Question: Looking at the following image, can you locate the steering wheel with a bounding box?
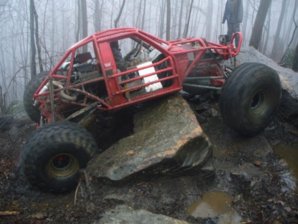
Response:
[124,42,143,62]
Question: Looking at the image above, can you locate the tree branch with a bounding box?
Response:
[280,1,298,64]
[33,3,43,73]
[114,0,126,28]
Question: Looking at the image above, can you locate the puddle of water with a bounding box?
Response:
[187,191,241,223]
[273,143,298,180]
[273,143,298,192]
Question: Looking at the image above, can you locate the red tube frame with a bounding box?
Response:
[33,28,243,122]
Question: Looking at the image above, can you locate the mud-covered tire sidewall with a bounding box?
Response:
[22,122,97,193]
[220,63,281,136]
[23,72,48,123]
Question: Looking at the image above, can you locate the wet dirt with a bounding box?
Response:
[187,191,241,224]
[273,143,298,190]
[0,100,298,223]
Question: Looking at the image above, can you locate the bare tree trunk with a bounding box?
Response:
[114,0,126,28]
[158,0,165,38]
[293,44,298,71]
[135,0,142,28]
[271,0,287,61]
[0,48,7,104]
[205,0,213,39]
[147,0,152,32]
[242,1,249,40]
[249,0,271,49]
[195,1,203,36]
[141,0,147,30]
[75,0,88,51]
[0,85,3,114]
[81,0,88,52]
[93,0,103,31]
[61,10,66,50]
[217,0,223,36]
[260,4,271,54]
[81,0,88,37]
[280,1,298,64]
[17,1,30,86]
[190,1,201,37]
[172,0,179,38]
[177,1,184,38]
[30,0,36,78]
[76,0,81,42]
[51,0,55,59]
[11,44,17,102]
[282,4,295,48]
[166,0,171,40]
[250,0,257,27]
[33,5,44,73]
[183,0,194,38]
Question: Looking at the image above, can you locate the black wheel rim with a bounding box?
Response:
[249,91,269,118]
[250,92,264,109]
[47,153,79,178]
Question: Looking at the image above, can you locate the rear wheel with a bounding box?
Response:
[22,122,97,193]
[23,72,48,123]
[220,63,281,136]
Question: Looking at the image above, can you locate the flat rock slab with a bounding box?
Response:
[87,94,212,181]
[94,205,189,224]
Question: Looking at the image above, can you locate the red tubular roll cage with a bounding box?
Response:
[33,28,242,122]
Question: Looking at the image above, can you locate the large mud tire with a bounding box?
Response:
[23,72,48,123]
[22,122,97,193]
[220,63,281,136]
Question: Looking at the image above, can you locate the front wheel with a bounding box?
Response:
[22,122,98,193]
[219,63,281,136]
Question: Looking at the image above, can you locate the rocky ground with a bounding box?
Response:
[1,47,298,224]
[0,95,297,224]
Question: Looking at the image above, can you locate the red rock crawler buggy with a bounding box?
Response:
[22,28,281,193]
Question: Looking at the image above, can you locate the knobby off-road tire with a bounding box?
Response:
[220,63,281,136]
[23,71,48,123]
[22,122,97,193]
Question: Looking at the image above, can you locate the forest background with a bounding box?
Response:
[0,0,297,113]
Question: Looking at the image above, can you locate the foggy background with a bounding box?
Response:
[0,0,297,110]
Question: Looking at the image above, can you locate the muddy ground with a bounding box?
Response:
[0,98,298,224]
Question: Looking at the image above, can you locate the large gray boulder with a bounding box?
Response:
[87,94,212,181]
[237,47,298,126]
[237,47,298,98]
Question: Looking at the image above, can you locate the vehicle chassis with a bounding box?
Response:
[34,28,242,124]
